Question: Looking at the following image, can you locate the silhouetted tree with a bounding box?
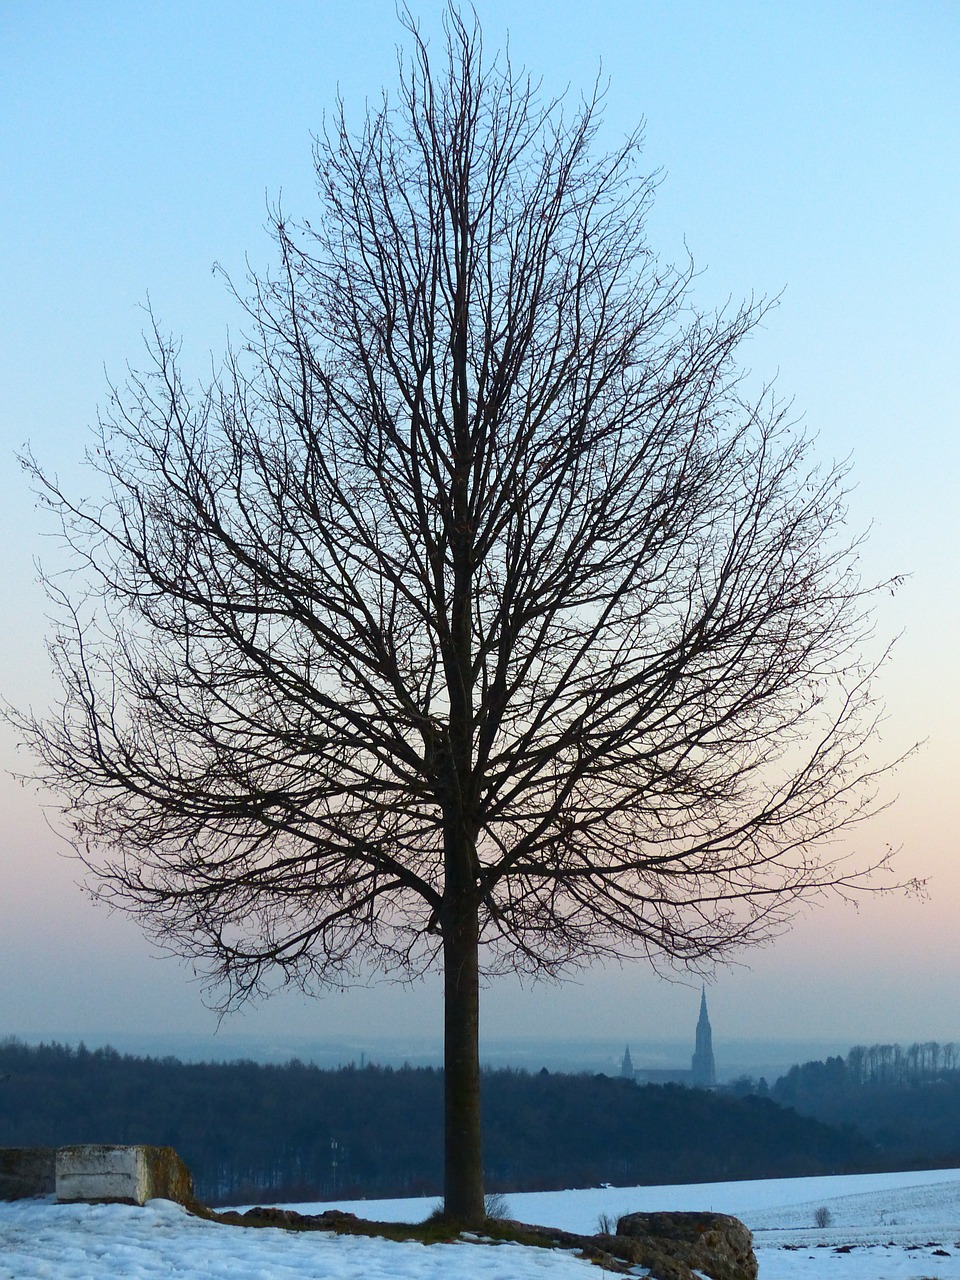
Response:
[13,6,902,1224]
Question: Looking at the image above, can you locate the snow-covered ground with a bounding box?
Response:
[4,1168,960,1279]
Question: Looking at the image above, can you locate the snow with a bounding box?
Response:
[0,1198,596,1280]
[5,1168,960,1279]
[300,1166,960,1235]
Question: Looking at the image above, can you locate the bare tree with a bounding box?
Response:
[12,8,903,1224]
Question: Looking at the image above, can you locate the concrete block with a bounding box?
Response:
[0,1147,57,1199]
[55,1144,194,1206]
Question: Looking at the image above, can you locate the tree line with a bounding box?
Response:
[771,1042,960,1166]
[1,1038,873,1204]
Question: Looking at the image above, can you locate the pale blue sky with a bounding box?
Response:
[1,1,958,1055]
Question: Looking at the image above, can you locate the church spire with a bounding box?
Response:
[691,986,716,1087]
[620,1044,634,1079]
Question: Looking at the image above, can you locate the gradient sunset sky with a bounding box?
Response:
[1,1,957,1057]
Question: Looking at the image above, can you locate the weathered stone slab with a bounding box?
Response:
[0,1147,57,1199]
[616,1210,758,1280]
[55,1144,194,1206]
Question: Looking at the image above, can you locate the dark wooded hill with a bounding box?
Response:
[1,1037,873,1204]
[772,1041,960,1168]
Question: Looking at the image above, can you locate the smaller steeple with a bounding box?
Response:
[620,1044,634,1079]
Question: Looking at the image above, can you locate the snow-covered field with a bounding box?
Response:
[4,1168,960,1279]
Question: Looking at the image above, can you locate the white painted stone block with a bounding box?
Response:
[56,1145,150,1204]
[55,1144,195,1206]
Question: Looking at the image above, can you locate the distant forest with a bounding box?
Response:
[771,1041,960,1168]
[1,1038,873,1205]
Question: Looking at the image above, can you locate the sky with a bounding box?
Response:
[0,1,958,1064]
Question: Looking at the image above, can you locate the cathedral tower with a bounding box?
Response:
[690,987,716,1087]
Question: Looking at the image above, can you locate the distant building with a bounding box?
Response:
[690,987,717,1087]
[626,988,717,1088]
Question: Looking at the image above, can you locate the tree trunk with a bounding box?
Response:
[441,880,484,1225]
